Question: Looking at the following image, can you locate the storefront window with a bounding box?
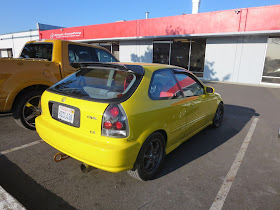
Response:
[262,37,280,84]
[153,41,170,64]
[0,48,13,58]
[112,44,119,60]
[189,39,206,78]
[170,41,190,69]
[153,39,206,77]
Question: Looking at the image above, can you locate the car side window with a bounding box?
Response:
[68,44,99,65]
[173,72,204,97]
[68,44,118,66]
[149,69,183,100]
[95,48,118,62]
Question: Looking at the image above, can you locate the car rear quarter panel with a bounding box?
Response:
[121,68,182,149]
[121,69,223,155]
[0,58,61,112]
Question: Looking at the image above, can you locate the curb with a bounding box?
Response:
[0,186,26,210]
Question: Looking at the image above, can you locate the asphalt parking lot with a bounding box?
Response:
[1,82,280,210]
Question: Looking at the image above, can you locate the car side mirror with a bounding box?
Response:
[205,86,215,94]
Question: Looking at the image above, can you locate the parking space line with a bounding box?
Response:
[210,117,259,210]
[0,140,44,156]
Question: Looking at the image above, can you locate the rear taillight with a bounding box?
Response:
[102,104,128,137]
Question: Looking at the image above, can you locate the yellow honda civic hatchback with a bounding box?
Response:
[36,62,223,181]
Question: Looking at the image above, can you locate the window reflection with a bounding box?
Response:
[262,37,280,84]
[152,39,206,77]
[170,41,190,69]
[189,39,206,78]
[153,42,170,64]
[149,69,182,100]
[174,72,204,97]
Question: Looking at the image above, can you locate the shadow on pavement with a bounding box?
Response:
[0,156,77,210]
[157,104,259,179]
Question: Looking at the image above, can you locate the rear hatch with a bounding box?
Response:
[44,63,144,138]
[44,92,108,137]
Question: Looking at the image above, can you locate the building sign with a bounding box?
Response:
[50,30,84,39]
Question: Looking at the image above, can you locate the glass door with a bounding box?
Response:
[153,41,171,64]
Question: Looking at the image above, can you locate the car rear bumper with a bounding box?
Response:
[36,116,140,173]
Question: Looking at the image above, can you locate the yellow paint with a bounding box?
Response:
[36,64,222,173]
[171,96,198,106]
[0,40,116,112]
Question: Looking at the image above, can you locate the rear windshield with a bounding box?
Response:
[49,67,142,102]
[20,43,53,61]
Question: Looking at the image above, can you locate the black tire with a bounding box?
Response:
[127,132,165,181]
[213,103,224,128]
[13,90,43,130]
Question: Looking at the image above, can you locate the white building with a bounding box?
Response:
[1,5,280,85]
[0,23,63,58]
[39,5,280,85]
[0,30,39,58]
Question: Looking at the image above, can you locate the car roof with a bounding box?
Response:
[115,62,188,73]
[73,62,189,75]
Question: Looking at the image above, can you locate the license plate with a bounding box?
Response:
[58,105,75,124]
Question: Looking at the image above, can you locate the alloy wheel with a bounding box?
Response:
[22,96,41,129]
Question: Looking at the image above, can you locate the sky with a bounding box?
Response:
[1,0,280,34]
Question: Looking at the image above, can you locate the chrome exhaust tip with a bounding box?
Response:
[80,163,93,173]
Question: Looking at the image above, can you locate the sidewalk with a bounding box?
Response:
[0,186,25,210]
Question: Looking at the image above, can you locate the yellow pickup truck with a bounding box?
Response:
[0,39,118,130]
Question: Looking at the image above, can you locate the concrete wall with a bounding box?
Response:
[204,36,267,84]
[0,30,39,58]
[117,40,153,63]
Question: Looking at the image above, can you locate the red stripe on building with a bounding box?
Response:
[40,4,280,40]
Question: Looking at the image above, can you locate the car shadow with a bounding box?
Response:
[0,156,77,210]
[156,104,259,179]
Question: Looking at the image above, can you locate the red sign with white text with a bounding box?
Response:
[50,30,84,39]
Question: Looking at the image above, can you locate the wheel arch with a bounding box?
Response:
[156,129,168,148]
[12,84,49,111]
[132,129,167,170]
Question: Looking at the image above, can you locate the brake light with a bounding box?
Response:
[114,121,123,130]
[102,104,128,137]
[109,107,119,118]
[103,121,112,129]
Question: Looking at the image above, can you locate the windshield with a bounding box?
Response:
[49,67,142,102]
[20,43,53,61]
